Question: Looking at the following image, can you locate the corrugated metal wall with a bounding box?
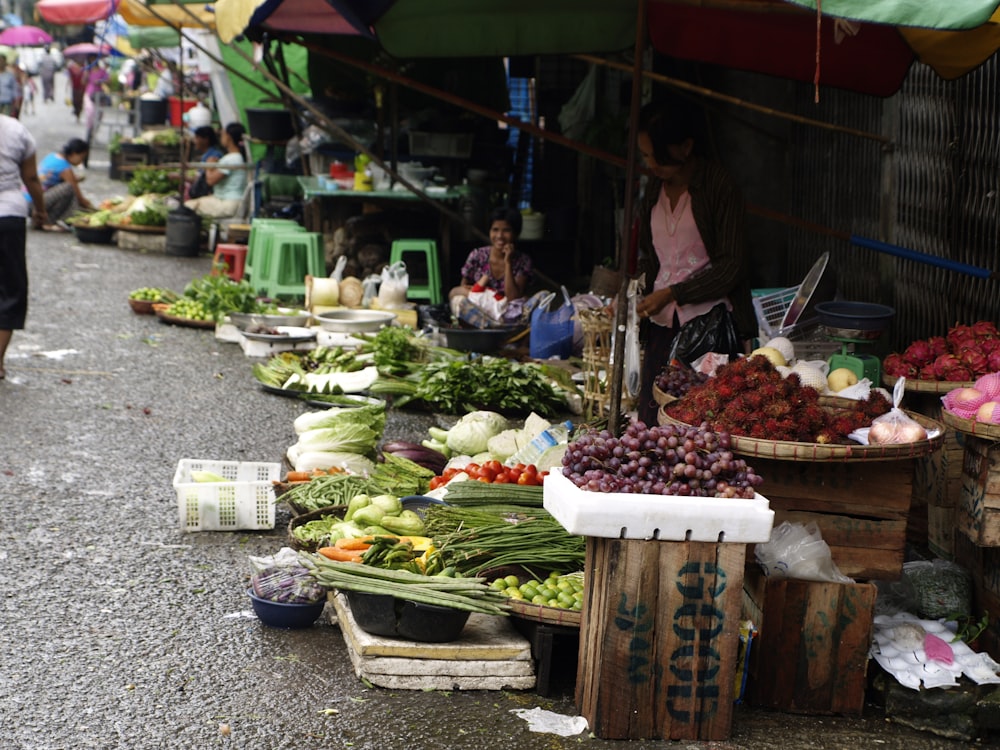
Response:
[787,59,1000,351]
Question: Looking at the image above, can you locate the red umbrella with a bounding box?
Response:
[0,25,54,47]
[35,0,113,26]
[63,42,116,59]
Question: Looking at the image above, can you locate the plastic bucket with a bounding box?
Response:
[138,98,168,127]
[165,208,202,257]
[168,96,197,127]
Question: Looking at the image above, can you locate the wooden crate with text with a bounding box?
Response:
[742,567,876,715]
[958,436,1000,547]
[577,538,744,741]
[752,457,913,580]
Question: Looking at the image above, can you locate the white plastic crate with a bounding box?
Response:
[173,459,280,532]
[752,286,799,340]
[542,470,774,543]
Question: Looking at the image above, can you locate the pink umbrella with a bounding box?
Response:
[62,42,116,59]
[0,25,54,47]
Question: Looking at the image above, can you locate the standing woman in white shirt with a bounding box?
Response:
[0,115,48,380]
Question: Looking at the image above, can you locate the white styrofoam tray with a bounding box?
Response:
[238,335,317,358]
[542,469,775,543]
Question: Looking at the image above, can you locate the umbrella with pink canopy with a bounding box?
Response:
[62,42,119,58]
[0,25,54,47]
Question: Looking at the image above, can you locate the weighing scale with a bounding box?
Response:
[815,301,896,384]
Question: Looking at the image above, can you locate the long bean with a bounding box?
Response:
[442,482,545,507]
[432,516,585,575]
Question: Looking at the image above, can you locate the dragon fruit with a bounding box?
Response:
[943,366,974,383]
[927,336,949,358]
[932,353,961,379]
[919,364,938,380]
[883,353,917,378]
[947,324,977,349]
[975,373,1000,400]
[972,321,999,339]
[981,338,1000,355]
[903,339,935,366]
[990,349,1000,373]
[957,346,989,376]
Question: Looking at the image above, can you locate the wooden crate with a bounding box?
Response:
[952,529,1000,659]
[958,436,1000,547]
[752,457,913,580]
[577,538,744,741]
[741,567,876,715]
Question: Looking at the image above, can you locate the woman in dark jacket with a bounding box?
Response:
[634,100,755,425]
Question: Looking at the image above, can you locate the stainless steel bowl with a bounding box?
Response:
[315,309,397,332]
[229,309,311,330]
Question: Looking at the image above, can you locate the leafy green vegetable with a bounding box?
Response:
[127,168,180,197]
[357,326,427,375]
[183,273,260,322]
[370,356,568,416]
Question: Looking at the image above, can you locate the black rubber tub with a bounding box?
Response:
[438,325,522,353]
[346,591,470,642]
[246,107,297,142]
[74,225,116,244]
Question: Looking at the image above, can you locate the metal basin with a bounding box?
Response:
[229,309,310,330]
[315,309,397,332]
[439,326,521,352]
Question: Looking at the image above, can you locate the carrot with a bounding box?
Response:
[317,547,363,563]
[335,537,374,551]
[286,471,312,482]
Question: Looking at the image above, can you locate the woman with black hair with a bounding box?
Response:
[184,122,248,219]
[633,99,756,425]
[34,138,92,230]
[449,206,533,303]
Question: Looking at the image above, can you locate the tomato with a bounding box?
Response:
[493,473,510,484]
[477,476,491,483]
[517,473,534,485]
[429,476,445,490]
[507,466,523,481]
[483,460,503,476]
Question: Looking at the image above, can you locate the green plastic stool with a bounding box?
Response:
[389,239,442,304]
[256,232,325,301]
[246,219,304,284]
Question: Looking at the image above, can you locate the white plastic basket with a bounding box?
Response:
[752,286,799,340]
[173,459,280,532]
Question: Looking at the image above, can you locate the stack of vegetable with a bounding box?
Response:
[252,346,379,395]
[287,403,386,474]
[299,552,510,616]
[884,322,1000,382]
[280,454,434,513]
[291,493,427,550]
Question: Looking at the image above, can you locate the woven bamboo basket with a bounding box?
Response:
[577,308,614,419]
[940,410,1000,440]
[286,504,349,551]
[883,374,975,393]
[652,384,677,407]
[659,406,945,462]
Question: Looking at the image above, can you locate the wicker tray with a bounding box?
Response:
[154,304,216,329]
[658,407,945,462]
[506,598,581,628]
[286,504,349,551]
[108,222,167,234]
[883,374,975,393]
[128,297,156,315]
[652,384,677,407]
[940,410,1000,441]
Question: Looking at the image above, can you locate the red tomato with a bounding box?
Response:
[493,473,510,484]
[429,476,444,490]
[517,473,534,485]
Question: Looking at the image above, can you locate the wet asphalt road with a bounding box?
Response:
[0,96,977,749]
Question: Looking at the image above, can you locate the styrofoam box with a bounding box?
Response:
[173,459,280,532]
[239,335,318,358]
[214,320,242,344]
[542,470,775,543]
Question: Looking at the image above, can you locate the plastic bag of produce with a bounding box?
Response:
[755,521,853,583]
[251,565,326,604]
[530,287,575,359]
[666,301,742,367]
[902,560,973,620]
[377,260,409,309]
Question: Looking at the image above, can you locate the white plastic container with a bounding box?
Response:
[542,470,774,543]
[173,459,280,532]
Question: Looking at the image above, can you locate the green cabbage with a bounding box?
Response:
[444,411,508,455]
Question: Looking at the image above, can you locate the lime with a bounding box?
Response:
[531,594,547,605]
[504,574,521,588]
[557,591,576,607]
[490,578,507,590]
[505,587,524,600]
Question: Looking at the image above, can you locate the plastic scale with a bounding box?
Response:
[826,331,882,384]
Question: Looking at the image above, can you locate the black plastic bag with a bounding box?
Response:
[188,172,212,199]
[667,302,742,366]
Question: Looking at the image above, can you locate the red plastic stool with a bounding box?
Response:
[212,243,248,281]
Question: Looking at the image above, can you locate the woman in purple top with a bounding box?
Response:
[449,206,533,303]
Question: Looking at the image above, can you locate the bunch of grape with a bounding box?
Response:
[561,421,763,498]
[654,364,708,398]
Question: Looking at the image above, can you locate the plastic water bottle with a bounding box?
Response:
[505,421,573,467]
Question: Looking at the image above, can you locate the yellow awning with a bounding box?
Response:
[901,9,1000,79]
[119,0,215,29]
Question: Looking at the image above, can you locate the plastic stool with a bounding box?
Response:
[245,219,304,283]
[212,243,248,281]
[389,239,442,304]
[255,232,325,300]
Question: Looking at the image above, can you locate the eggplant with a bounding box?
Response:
[381,440,448,473]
